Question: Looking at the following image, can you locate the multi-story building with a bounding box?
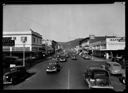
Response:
[3,29,43,57]
[89,36,125,51]
[79,35,125,57]
[89,35,125,57]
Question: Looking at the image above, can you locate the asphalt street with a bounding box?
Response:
[4,55,125,92]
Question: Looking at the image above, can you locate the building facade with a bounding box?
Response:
[89,36,125,51]
[79,35,125,57]
[3,29,42,57]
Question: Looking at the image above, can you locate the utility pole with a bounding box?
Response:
[21,37,27,67]
[23,43,25,67]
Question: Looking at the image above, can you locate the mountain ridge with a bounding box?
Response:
[57,38,84,49]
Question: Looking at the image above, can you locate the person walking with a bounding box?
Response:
[110,52,113,61]
[106,52,109,59]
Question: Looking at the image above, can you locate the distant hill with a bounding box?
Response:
[58,38,84,49]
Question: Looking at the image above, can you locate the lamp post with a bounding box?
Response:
[21,37,27,67]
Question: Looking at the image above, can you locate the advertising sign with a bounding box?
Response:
[3,37,15,46]
[106,38,125,50]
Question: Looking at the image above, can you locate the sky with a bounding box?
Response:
[3,2,125,42]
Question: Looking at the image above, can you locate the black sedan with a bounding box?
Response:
[3,66,29,85]
[82,55,92,60]
[46,63,61,73]
[59,56,67,62]
[83,67,113,89]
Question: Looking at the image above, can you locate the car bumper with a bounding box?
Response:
[90,85,114,89]
[111,71,122,75]
[85,79,113,89]
[46,69,57,72]
[60,60,66,62]
[3,81,12,85]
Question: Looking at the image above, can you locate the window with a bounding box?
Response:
[21,37,27,43]
[33,37,36,43]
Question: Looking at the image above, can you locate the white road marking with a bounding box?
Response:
[68,63,70,89]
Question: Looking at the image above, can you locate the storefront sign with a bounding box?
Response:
[3,37,15,46]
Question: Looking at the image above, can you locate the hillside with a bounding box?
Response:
[58,38,84,49]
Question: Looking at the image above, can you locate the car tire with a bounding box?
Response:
[122,79,125,84]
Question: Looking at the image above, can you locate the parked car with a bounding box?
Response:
[83,67,113,89]
[3,66,29,85]
[46,62,61,73]
[82,54,91,60]
[105,62,124,75]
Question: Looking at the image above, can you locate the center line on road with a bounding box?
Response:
[68,63,70,89]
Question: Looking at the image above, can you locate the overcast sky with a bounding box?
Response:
[3,2,125,42]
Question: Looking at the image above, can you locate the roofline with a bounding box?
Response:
[3,30,42,38]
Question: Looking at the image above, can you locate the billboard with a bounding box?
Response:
[3,37,15,46]
[106,37,125,50]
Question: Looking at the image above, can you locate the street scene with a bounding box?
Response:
[3,2,126,92]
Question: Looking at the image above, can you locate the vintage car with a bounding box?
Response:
[82,54,91,60]
[59,56,67,62]
[46,62,61,73]
[3,66,29,85]
[105,62,124,75]
[83,67,113,89]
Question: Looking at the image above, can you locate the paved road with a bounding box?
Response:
[4,55,125,92]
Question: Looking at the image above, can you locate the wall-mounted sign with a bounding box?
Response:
[3,37,15,46]
[109,38,125,42]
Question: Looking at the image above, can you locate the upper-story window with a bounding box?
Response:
[33,37,36,43]
[21,37,27,43]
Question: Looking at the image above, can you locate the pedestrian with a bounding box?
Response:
[110,52,113,60]
[106,52,109,59]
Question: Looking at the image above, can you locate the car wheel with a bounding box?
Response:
[122,79,125,84]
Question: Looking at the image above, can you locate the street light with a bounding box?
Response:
[21,37,27,67]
